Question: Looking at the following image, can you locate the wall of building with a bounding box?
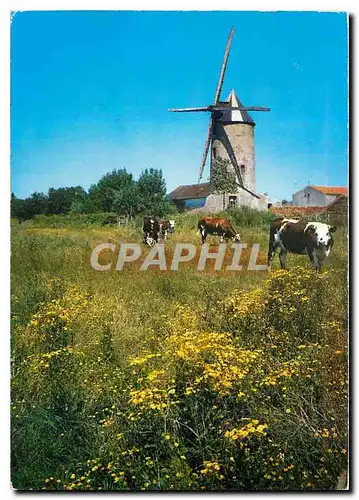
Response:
[257,193,269,211]
[203,187,263,213]
[292,187,338,207]
[211,122,256,193]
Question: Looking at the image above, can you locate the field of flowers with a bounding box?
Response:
[11,218,348,490]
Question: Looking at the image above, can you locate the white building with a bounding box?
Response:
[292,186,348,207]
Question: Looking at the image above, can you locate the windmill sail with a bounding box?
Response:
[168,26,270,182]
[198,27,234,181]
[198,118,214,183]
[213,27,234,105]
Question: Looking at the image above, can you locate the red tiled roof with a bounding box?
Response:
[310,186,348,196]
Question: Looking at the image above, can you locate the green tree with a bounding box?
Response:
[12,192,48,220]
[47,186,87,215]
[70,198,88,214]
[210,158,238,210]
[112,184,139,217]
[137,168,171,216]
[11,193,26,220]
[27,192,49,219]
[87,169,134,212]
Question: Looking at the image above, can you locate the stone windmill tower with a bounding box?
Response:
[211,88,257,193]
[169,27,270,206]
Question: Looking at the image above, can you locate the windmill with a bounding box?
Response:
[169,27,270,187]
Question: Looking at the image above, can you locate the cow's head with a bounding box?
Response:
[232,233,241,243]
[145,236,156,247]
[169,220,175,233]
[306,223,336,248]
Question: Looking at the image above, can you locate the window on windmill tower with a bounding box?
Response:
[240,165,245,179]
[213,146,218,159]
[229,196,237,208]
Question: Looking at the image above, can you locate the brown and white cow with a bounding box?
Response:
[142,216,160,246]
[159,219,175,241]
[198,216,241,245]
[267,217,336,270]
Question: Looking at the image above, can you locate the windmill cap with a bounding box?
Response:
[219,89,255,125]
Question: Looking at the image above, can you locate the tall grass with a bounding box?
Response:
[11,221,348,490]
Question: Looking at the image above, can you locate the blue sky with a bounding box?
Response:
[11,10,348,201]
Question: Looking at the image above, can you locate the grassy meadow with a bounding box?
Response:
[11,211,348,491]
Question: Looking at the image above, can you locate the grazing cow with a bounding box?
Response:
[142,216,160,247]
[198,216,241,244]
[267,217,336,270]
[159,220,176,241]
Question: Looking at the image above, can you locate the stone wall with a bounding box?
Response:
[211,122,256,193]
[203,187,264,213]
